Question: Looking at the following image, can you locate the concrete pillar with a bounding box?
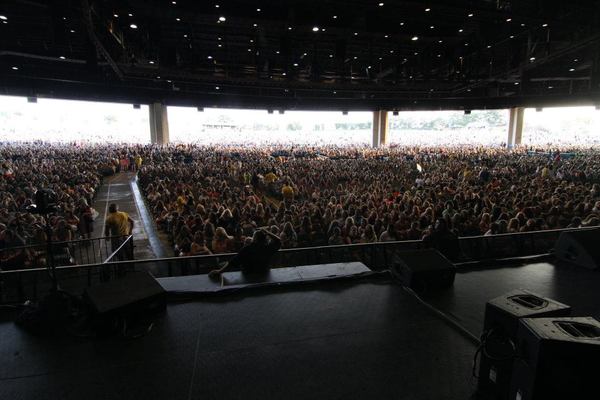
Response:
[514,107,525,146]
[372,110,389,147]
[380,110,389,146]
[149,102,170,144]
[372,111,381,148]
[507,107,524,148]
[507,108,516,148]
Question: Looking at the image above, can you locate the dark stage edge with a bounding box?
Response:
[424,260,600,337]
[0,276,478,400]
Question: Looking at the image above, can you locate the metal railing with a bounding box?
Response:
[0,235,130,270]
[0,227,594,304]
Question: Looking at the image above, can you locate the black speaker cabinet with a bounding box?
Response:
[84,271,166,325]
[554,228,600,269]
[510,317,600,400]
[478,290,571,400]
[392,249,455,292]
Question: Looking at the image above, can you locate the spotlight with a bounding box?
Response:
[279,110,284,114]
[393,110,399,116]
[133,104,141,109]
[536,107,543,112]
[129,24,138,29]
[197,107,204,112]
[464,110,471,115]
[342,110,348,115]
[219,16,226,22]
[27,97,37,103]
[268,109,274,114]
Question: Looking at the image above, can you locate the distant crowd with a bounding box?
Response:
[2,142,600,270]
[136,144,600,257]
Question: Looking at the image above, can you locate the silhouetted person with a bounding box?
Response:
[423,218,459,261]
[209,228,281,278]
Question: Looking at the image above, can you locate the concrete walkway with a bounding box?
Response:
[92,172,170,261]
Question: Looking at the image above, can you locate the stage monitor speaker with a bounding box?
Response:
[478,290,571,400]
[84,271,166,326]
[510,317,600,400]
[554,228,600,269]
[392,249,455,292]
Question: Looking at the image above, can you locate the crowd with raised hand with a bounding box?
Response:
[2,142,600,268]
[137,144,600,257]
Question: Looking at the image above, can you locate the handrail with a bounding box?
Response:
[0,235,130,253]
[103,235,134,264]
[0,225,593,276]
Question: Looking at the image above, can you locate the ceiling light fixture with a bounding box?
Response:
[379,3,384,6]
[218,16,226,22]
[411,36,418,41]
[113,14,119,18]
[468,13,473,17]
[149,60,155,64]
[59,56,66,60]
[312,26,319,32]
[215,86,220,90]
[425,8,431,12]
[129,24,137,29]
[0,15,7,20]
[506,18,512,22]
[569,68,575,72]
[11,66,18,70]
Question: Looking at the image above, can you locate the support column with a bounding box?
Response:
[507,108,516,148]
[514,107,525,146]
[380,110,389,146]
[507,107,524,148]
[149,102,170,145]
[372,111,381,148]
[372,110,389,147]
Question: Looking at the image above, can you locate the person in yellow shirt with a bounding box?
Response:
[282,182,294,202]
[104,203,134,253]
[134,155,143,171]
[264,171,278,184]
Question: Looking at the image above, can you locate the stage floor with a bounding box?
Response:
[1,259,598,400]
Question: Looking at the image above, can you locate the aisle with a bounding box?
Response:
[91,172,170,261]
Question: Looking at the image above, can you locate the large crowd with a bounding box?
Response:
[1,142,600,269]
[0,143,144,269]
[137,144,600,257]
